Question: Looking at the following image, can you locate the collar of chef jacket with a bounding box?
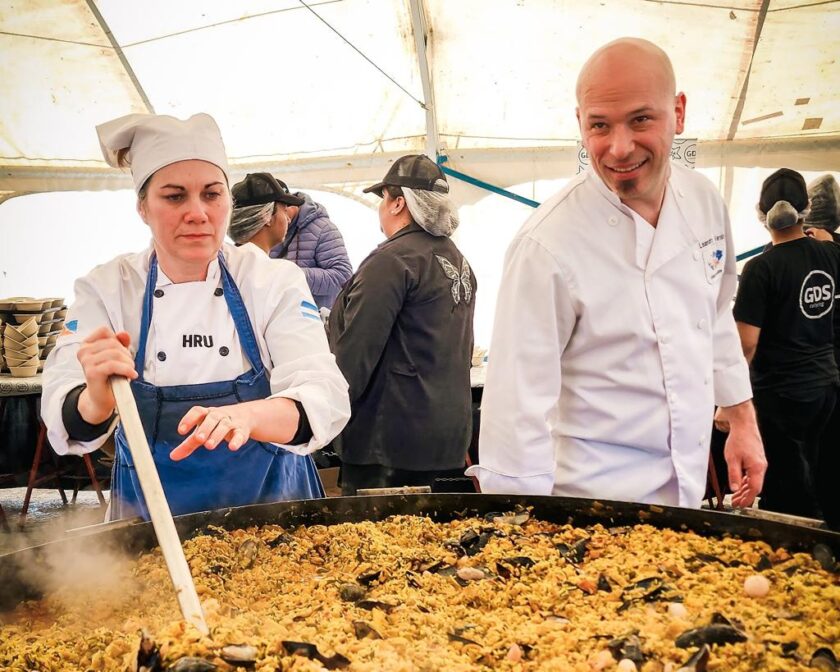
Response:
[150,249,222,289]
[584,165,709,274]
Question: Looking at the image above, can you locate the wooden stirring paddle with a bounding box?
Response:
[110,376,209,636]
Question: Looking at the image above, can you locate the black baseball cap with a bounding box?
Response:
[232,173,305,208]
[363,155,449,197]
[759,168,808,214]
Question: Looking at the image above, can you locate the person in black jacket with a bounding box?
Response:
[733,169,840,518]
[803,174,840,529]
[327,155,476,494]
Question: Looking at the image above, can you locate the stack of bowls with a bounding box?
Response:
[4,317,40,377]
[0,296,67,376]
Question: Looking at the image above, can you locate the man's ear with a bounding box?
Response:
[674,92,687,136]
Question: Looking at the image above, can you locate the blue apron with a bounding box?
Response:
[111,252,323,521]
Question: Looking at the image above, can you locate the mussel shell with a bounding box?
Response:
[282,641,350,670]
[556,538,588,564]
[238,540,259,570]
[356,599,398,613]
[675,624,747,648]
[266,532,293,548]
[677,644,710,672]
[137,630,163,672]
[607,633,645,664]
[220,644,257,667]
[353,621,382,640]
[339,583,366,602]
[811,647,840,671]
[357,569,382,585]
[597,574,612,592]
[168,658,217,672]
[813,544,838,573]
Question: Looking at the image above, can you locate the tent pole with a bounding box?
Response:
[84,0,155,114]
[408,0,440,160]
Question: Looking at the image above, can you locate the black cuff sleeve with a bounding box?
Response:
[62,384,116,442]
[289,399,313,445]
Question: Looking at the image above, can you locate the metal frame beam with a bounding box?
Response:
[2,135,838,197]
[84,0,155,114]
[408,0,440,159]
[726,0,770,141]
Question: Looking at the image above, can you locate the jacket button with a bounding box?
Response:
[157,351,166,362]
[608,216,618,226]
[697,318,707,329]
[219,346,229,356]
[699,434,707,445]
[214,287,223,297]
[153,289,164,298]
[693,250,700,261]
[678,189,685,198]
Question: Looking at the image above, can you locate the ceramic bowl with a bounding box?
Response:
[9,364,39,377]
[5,352,38,367]
[5,341,39,358]
[11,299,46,311]
[13,312,44,325]
[12,318,39,337]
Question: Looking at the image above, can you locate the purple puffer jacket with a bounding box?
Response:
[269,194,353,309]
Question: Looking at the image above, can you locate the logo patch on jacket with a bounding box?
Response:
[300,300,320,321]
[435,255,473,305]
[60,320,78,337]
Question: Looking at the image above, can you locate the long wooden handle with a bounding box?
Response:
[110,376,209,636]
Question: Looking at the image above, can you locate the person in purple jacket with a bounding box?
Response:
[269,189,353,309]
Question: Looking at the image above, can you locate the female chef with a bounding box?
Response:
[41,113,350,520]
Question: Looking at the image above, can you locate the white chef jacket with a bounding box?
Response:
[466,163,751,507]
[42,242,350,457]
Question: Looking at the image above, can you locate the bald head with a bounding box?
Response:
[574,37,686,225]
[576,38,676,105]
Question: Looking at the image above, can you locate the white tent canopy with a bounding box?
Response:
[1,0,838,207]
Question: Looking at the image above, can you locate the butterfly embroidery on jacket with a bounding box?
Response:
[435,254,473,305]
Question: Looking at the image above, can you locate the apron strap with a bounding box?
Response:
[134,251,266,379]
[217,252,265,373]
[133,253,158,376]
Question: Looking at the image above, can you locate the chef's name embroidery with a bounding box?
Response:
[699,234,726,249]
[183,334,214,348]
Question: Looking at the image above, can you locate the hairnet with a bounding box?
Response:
[402,187,459,237]
[228,202,273,244]
[764,201,801,231]
[803,174,840,232]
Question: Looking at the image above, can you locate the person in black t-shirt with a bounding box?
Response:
[733,168,840,519]
[803,174,840,529]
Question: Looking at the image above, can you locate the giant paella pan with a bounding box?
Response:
[1,494,839,671]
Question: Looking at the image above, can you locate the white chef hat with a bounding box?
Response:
[96,113,230,194]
